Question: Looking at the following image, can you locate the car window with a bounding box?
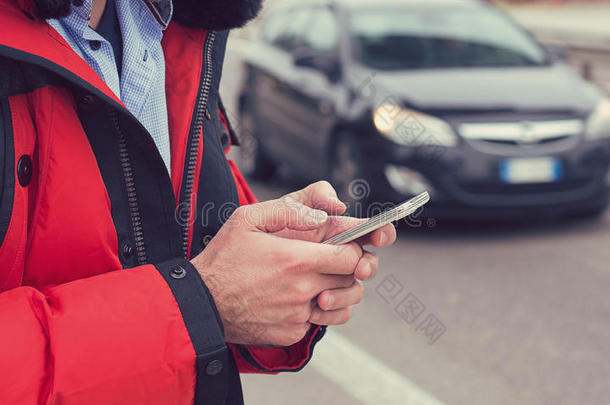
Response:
[349,5,548,70]
[302,7,340,53]
[270,8,313,52]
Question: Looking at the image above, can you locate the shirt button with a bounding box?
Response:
[202,235,212,246]
[90,40,102,51]
[206,360,223,376]
[170,265,187,279]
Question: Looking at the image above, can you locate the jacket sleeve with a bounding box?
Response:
[0,258,233,405]
[220,104,327,374]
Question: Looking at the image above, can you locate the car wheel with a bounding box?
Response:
[238,104,276,180]
[330,132,370,217]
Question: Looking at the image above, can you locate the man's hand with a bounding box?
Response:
[191,195,365,347]
[191,181,396,346]
[275,182,396,326]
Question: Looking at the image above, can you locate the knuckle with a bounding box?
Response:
[279,251,313,277]
[314,180,333,192]
[275,249,299,272]
[342,243,362,269]
[293,280,314,301]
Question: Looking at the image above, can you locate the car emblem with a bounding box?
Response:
[518,121,538,146]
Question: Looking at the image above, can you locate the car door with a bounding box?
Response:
[285,6,343,179]
[249,8,315,168]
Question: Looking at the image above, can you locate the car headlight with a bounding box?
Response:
[586,98,610,140]
[373,104,458,147]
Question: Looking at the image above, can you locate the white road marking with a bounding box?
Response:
[309,329,446,405]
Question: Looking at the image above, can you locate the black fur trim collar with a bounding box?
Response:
[31,0,263,30]
[173,0,263,30]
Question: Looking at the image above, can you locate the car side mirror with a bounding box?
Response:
[293,48,341,82]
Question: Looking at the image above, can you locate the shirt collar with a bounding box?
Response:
[142,0,174,30]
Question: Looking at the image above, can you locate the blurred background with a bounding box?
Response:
[219,1,610,404]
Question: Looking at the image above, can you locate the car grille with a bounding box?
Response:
[458,119,584,146]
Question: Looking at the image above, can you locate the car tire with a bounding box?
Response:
[329,131,370,217]
[238,103,276,180]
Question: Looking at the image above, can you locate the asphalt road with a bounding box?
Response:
[238,179,610,405]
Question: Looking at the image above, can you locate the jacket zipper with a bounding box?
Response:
[107,31,216,265]
[109,109,148,265]
[181,31,217,259]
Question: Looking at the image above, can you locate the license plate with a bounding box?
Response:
[500,157,562,184]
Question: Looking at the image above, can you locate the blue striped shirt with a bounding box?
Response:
[48,0,174,172]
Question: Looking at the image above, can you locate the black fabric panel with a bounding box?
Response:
[117,107,183,263]
[0,45,127,114]
[155,257,238,405]
[219,97,240,146]
[95,0,122,76]
[0,97,15,247]
[187,31,240,259]
[0,56,64,98]
[74,98,140,268]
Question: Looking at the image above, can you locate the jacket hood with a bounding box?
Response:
[18,0,263,30]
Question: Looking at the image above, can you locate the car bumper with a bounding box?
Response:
[360,135,610,219]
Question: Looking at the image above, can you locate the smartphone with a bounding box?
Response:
[322,191,430,245]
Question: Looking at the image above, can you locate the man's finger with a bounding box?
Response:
[355,223,397,248]
[238,199,329,233]
[311,242,363,275]
[317,280,364,311]
[285,181,346,215]
[309,306,354,326]
[354,251,378,281]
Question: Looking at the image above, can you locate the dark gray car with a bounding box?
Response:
[237,0,610,219]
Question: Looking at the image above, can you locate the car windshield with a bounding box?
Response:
[349,5,549,70]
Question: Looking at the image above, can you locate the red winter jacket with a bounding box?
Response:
[0,1,325,404]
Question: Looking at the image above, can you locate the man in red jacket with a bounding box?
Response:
[0,0,396,404]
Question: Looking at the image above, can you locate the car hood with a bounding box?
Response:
[351,64,602,114]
